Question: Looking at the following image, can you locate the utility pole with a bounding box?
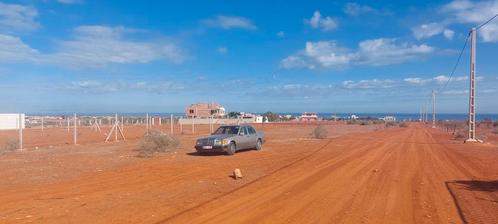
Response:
[432,90,436,128]
[466,28,479,143]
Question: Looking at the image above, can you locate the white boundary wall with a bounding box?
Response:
[179,118,257,125]
[0,113,25,130]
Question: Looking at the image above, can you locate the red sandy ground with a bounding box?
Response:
[0,123,497,224]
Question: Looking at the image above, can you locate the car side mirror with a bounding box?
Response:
[239,132,244,136]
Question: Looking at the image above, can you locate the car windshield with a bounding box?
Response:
[213,126,240,135]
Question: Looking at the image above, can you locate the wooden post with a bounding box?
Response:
[41,116,44,134]
[121,116,124,132]
[73,113,77,145]
[67,117,70,132]
[18,114,23,150]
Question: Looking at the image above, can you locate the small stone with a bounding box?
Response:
[373,169,379,173]
[233,168,243,179]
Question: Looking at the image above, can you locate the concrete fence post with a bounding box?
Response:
[170,114,173,134]
[73,113,77,145]
[18,114,23,151]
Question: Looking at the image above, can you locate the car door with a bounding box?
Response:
[247,126,258,147]
[237,126,250,149]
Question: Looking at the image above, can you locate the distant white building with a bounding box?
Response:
[350,115,359,120]
[0,113,25,130]
[299,112,318,121]
[381,116,396,122]
[255,116,265,123]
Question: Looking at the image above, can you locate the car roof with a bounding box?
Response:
[220,124,251,127]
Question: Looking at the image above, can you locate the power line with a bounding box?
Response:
[476,13,498,31]
[439,31,471,93]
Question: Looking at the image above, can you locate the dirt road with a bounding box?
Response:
[163,124,498,224]
[1,124,497,223]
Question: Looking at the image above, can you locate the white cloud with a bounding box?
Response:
[442,0,498,42]
[403,77,432,85]
[0,2,39,32]
[306,11,338,31]
[281,39,433,69]
[412,22,448,40]
[280,56,309,69]
[443,89,468,95]
[67,80,184,94]
[0,25,185,68]
[202,15,257,30]
[403,75,468,85]
[433,75,467,83]
[443,29,455,40]
[357,38,433,65]
[276,31,285,37]
[343,2,375,16]
[0,34,39,63]
[280,41,353,69]
[415,0,498,42]
[342,79,396,89]
[216,47,228,54]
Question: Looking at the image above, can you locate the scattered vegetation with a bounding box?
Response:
[493,128,498,135]
[311,125,328,139]
[1,139,19,154]
[454,130,466,139]
[228,111,241,118]
[137,130,180,157]
[262,111,280,122]
[399,122,408,128]
[385,122,397,128]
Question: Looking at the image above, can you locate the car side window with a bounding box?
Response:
[248,127,256,134]
[239,127,246,135]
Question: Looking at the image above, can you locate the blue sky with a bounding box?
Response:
[0,0,497,114]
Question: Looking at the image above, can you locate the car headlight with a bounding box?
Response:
[222,139,229,145]
[196,140,202,145]
[214,139,221,145]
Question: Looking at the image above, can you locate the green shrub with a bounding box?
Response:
[137,130,180,157]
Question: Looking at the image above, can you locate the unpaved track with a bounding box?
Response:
[1,124,497,223]
[162,124,497,224]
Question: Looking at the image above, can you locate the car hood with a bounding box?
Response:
[198,134,235,140]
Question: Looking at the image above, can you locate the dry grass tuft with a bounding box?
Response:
[399,122,408,128]
[137,129,180,157]
[311,125,328,139]
[1,139,19,154]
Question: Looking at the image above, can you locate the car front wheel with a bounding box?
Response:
[255,139,262,151]
[227,142,236,155]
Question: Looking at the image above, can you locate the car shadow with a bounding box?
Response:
[186,148,257,157]
[445,179,498,224]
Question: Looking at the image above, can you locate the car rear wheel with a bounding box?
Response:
[255,139,262,151]
[227,142,236,155]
